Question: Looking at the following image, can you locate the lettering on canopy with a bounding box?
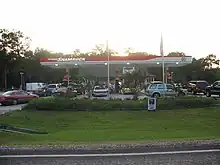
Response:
[48,58,86,62]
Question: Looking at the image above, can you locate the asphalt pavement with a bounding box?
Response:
[1,150,220,165]
[0,104,25,115]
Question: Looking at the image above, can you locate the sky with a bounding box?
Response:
[1,0,220,58]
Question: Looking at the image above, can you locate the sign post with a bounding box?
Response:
[148,97,156,111]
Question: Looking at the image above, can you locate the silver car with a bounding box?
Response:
[47,84,60,93]
[146,83,177,97]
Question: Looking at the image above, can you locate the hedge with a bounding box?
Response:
[24,96,218,111]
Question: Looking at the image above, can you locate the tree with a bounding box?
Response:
[128,52,156,56]
[202,54,219,70]
[73,49,81,57]
[0,29,30,89]
[124,47,134,55]
[89,44,117,56]
[91,44,105,56]
[169,54,220,84]
[122,70,145,89]
[0,29,30,56]
[167,52,185,57]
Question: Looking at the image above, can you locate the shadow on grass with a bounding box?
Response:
[0,124,48,134]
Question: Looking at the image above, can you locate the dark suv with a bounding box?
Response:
[187,80,209,95]
[205,81,220,97]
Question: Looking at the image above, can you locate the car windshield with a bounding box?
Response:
[48,85,57,88]
[2,91,15,96]
[148,84,157,89]
[198,81,209,87]
[94,86,105,90]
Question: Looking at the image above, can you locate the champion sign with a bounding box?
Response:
[56,57,86,62]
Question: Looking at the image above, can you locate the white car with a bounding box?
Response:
[92,86,108,97]
[47,84,60,93]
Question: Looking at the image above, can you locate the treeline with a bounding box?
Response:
[0,29,220,90]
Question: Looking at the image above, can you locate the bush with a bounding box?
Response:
[156,96,216,110]
[24,96,218,111]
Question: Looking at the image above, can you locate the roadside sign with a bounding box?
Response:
[148,97,156,111]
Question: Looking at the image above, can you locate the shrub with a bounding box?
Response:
[24,96,217,111]
[157,96,216,110]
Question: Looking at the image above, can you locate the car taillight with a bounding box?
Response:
[0,97,8,101]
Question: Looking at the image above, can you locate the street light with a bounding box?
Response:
[106,40,110,97]
[20,72,24,90]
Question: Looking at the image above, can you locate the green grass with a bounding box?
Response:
[0,108,220,145]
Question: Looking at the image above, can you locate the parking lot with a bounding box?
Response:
[0,104,25,115]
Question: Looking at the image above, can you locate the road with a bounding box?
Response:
[1,149,220,165]
[0,104,25,115]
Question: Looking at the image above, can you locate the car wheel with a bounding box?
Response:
[152,93,160,98]
[12,99,18,105]
[206,91,211,97]
[1,103,8,106]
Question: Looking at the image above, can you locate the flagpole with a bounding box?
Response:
[106,40,110,97]
[160,33,165,98]
[160,33,165,83]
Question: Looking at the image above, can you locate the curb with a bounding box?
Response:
[0,140,220,155]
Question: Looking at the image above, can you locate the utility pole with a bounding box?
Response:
[106,40,110,97]
[20,72,24,90]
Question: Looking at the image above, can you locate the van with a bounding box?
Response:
[187,80,209,94]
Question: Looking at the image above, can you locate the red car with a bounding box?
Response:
[0,90,39,106]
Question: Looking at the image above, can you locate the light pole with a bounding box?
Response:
[106,40,110,97]
[20,72,24,90]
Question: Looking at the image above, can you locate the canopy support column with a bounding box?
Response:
[65,67,70,87]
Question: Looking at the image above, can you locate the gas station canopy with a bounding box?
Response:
[40,55,193,78]
[40,55,193,68]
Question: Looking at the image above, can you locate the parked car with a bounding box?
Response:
[47,84,60,93]
[205,81,220,97]
[92,86,108,97]
[53,87,77,97]
[187,80,209,94]
[26,82,47,92]
[0,90,39,105]
[150,81,163,84]
[146,83,183,98]
[121,87,136,94]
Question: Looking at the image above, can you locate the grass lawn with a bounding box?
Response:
[0,108,220,145]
